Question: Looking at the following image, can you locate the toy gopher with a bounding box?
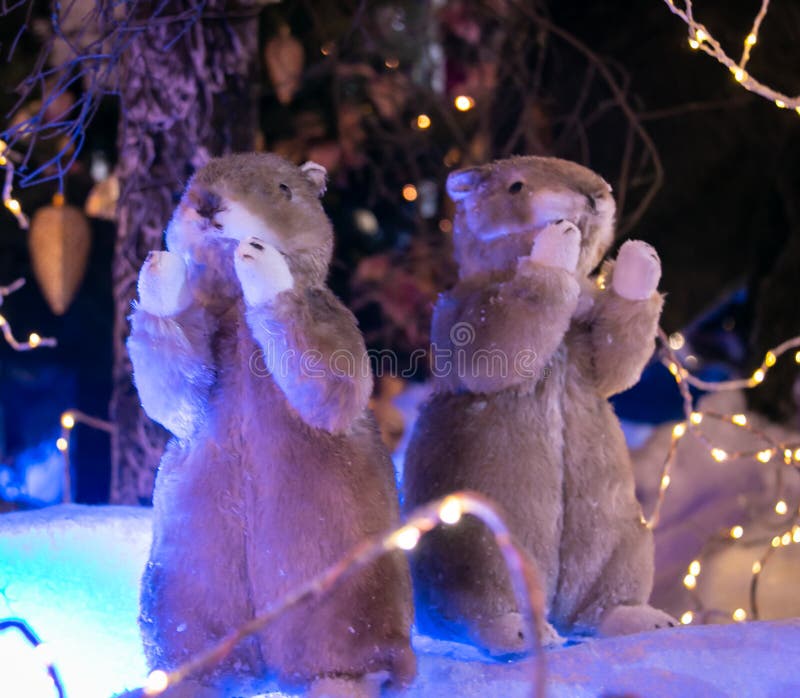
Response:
[129,153,415,697]
[404,156,676,654]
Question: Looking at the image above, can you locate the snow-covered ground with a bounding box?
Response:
[2,504,800,698]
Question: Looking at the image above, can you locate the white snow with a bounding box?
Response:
[2,504,800,698]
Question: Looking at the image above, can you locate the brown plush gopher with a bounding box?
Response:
[404,155,676,654]
[129,153,415,697]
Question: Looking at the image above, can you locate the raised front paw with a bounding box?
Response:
[612,240,661,301]
[234,236,293,306]
[137,250,192,317]
[528,219,581,273]
[598,604,678,637]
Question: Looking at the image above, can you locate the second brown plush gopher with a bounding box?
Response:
[404,155,676,654]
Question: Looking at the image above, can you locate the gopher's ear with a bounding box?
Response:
[446,167,487,202]
[300,161,328,197]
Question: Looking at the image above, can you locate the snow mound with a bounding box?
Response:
[1,505,799,698]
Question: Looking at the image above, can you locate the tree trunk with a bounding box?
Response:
[110,1,260,504]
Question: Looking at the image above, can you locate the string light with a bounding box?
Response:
[1,140,30,228]
[416,114,432,129]
[438,496,463,525]
[710,448,728,462]
[732,414,747,426]
[680,610,694,624]
[402,184,418,202]
[57,409,115,504]
[0,279,56,351]
[660,0,800,113]
[454,95,475,111]
[730,525,744,540]
[683,573,697,589]
[774,500,788,515]
[116,492,548,698]
[672,423,687,439]
[732,608,747,622]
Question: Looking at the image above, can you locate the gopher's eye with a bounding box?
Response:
[279,183,292,200]
[508,181,523,194]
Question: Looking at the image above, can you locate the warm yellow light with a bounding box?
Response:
[0,314,5,327]
[5,198,21,215]
[795,448,800,462]
[668,332,685,350]
[688,38,700,50]
[668,362,679,376]
[56,437,68,452]
[730,525,744,539]
[439,496,463,525]
[772,535,781,547]
[775,100,786,109]
[732,67,746,82]
[793,527,800,543]
[785,449,793,461]
[745,33,757,46]
[775,500,788,515]
[61,412,75,429]
[595,273,607,290]
[781,532,791,546]
[765,351,777,367]
[690,412,703,425]
[752,561,762,574]
[0,155,6,166]
[732,608,747,622]
[660,475,671,490]
[672,423,687,439]
[751,369,765,384]
[384,57,400,70]
[711,448,728,462]
[731,414,747,426]
[144,669,170,695]
[394,525,421,551]
[756,449,773,463]
[402,184,418,202]
[28,333,41,348]
[795,350,800,364]
[689,560,701,577]
[680,611,694,624]
[683,573,697,589]
[454,95,475,111]
[416,114,431,129]
[796,107,800,116]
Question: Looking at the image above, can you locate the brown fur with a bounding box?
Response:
[129,153,414,694]
[404,156,672,650]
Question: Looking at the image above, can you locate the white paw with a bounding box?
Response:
[612,240,661,301]
[598,604,678,637]
[234,236,293,306]
[137,250,192,317]
[528,219,581,272]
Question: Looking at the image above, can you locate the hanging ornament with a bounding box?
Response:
[29,193,91,315]
[264,24,304,105]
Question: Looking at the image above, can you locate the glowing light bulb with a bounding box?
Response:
[680,611,694,624]
[61,413,75,429]
[672,423,687,439]
[683,574,697,589]
[5,198,21,215]
[775,500,788,515]
[416,114,431,129]
[28,333,41,348]
[454,95,475,111]
[775,100,786,108]
[752,561,762,574]
[660,475,671,490]
[688,38,700,49]
[668,362,679,376]
[781,532,791,546]
[732,67,746,82]
[402,184,418,202]
[0,314,6,327]
[732,608,747,622]
[695,29,708,42]
[144,669,170,695]
[764,351,777,367]
[772,535,781,547]
[689,560,701,577]
[690,412,703,425]
[785,449,793,461]
[439,497,463,525]
[756,450,773,463]
[384,57,399,70]
[795,350,800,364]
[793,527,800,543]
[56,437,68,452]
[795,449,800,461]
[730,525,744,539]
[394,525,421,551]
[732,414,747,426]
[668,332,685,350]
[751,369,765,384]
[711,448,728,462]
[745,33,757,46]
